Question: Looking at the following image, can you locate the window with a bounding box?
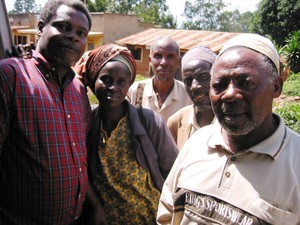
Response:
[14,35,27,45]
[127,45,142,61]
[88,42,94,51]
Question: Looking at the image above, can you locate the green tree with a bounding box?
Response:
[9,0,38,14]
[279,30,300,73]
[182,0,252,32]
[182,0,225,30]
[250,0,300,46]
[238,11,253,32]
[220,11,252,32]
[86,0,109,12]
[134,0,176,28]
[218,10,237,31]
[107,0,137,14]
[86,0,176,28]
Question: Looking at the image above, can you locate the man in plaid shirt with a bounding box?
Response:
[0,0,94,224]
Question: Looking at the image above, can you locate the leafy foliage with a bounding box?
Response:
[182,0,225,30]
[218,10,253,32]
[282,72,300,96]
[275,104,300,134]
[135,74,147,82]
[250,0,300,46]
[9,0,40,14]
[279,31,300,73]
[87,88,99,105]
[86,0,177,28]
[182,0,252,32]
[86,0,109,12]
[273,72,300,134]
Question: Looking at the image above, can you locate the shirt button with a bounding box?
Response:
[67,114,71,119]
[79,167,82,172]
[45,73,50,78]
[72,142,76,146]
[78,194,82,199]
[231,157,236,161]
[225,172,231,178]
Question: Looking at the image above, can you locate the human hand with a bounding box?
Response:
[6,42,35,58]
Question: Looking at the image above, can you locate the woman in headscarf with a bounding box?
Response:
[75,44,178,225]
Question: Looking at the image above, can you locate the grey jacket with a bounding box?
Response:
[86,101,178,191]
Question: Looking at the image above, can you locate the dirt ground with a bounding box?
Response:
[273,95,300,110]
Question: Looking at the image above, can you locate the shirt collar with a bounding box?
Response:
[207,114,287,159]
[187,107,217,137]
[32,50,76,86]
[144,77,181,101]
[186,107,200,137]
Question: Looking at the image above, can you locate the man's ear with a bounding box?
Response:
[272,76,283,98]
[37,20,45,37]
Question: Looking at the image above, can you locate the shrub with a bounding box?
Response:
[87,88,99,105]
[282,72,300,96]
[135,74,148,82]
[279,31,300,74]
[275,103,300,134]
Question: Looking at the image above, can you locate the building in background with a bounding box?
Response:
[8,12,155,52]
[6,12,245,78]
[115,28,242,77]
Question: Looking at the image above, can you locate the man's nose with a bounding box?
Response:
[221,82,243,102]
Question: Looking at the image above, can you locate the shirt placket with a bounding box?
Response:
[219,154,238,189]
[63,86,85,222]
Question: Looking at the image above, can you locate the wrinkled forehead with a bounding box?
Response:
[218,45,263,60]
[211,47,265,77]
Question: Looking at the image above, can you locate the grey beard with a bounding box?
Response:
[217,111,265,136]
[155,75,173,82]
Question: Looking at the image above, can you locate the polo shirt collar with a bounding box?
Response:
[187,108,217,133]
[186,107,200,137]
[144,77,181,101]
[207,114,286,159]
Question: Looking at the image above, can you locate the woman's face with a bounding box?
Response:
[94,61,131,110]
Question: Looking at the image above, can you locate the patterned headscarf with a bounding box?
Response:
[74,44,137,87]
[182,46,216,69]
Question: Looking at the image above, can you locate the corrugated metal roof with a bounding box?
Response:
[115,28,243,52]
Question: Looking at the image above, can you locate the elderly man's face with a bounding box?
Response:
[182,59,212,112]
[210,47,278,136]
[150,40,180,81]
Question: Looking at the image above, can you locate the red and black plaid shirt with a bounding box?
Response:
[0,51,91,225]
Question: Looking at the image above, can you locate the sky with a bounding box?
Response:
[166,0,260,27]
[5,0,260,27]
